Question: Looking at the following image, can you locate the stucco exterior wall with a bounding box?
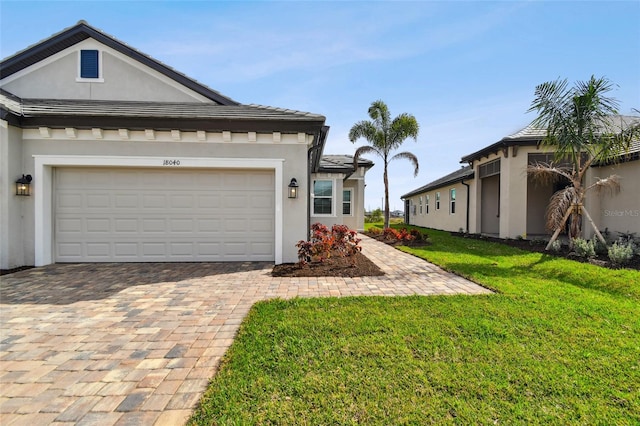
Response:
[1,121,29,269]
[584,161,640,239]
[8,129,311,266]
[1,39,211,103]
[405,183,469,232]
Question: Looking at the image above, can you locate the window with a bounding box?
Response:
[419,196,423,214]
[342,189,352,215]
[80,50,100,79]
[313,180,333,215]
[450,188,456,214]
[436,192,441,210]
[426,194,429,214]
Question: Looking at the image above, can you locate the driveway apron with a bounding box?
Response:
[0,235,490,425]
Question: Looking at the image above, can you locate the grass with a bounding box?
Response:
[189,226,640,425]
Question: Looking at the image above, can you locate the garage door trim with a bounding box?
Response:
[34,155,284,266]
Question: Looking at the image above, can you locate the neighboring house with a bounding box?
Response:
[401,166,473,233]
[402,119,640,239]
[0,21,372,270]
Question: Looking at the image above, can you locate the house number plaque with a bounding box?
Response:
[162,159,181,166]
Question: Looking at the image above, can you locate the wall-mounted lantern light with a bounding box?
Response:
[288,178,299,199]
[16,174,32,196]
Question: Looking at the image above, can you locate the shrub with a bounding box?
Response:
[593,238,608,256]
[296,223,361,266]
[410,228,428,242]
[367,227,382,235]
[331,224,362,259]
[572,238,595,259]
[548,239,562,253]
[608,241,634,266]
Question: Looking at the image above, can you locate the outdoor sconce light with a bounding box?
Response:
[16,174,32,196]
[288,178,299,199]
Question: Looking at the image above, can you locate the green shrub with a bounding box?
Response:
[572,238,595,258]
[608,241,634,266]
[593,238,608,255]
[548,239,562,253]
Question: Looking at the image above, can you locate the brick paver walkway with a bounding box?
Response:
[0,235,490,425]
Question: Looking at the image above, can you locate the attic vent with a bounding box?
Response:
[478,159,500,178]
[80,50,99,78]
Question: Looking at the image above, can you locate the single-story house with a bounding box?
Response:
[402,119,639,239]
[0,21,372,270]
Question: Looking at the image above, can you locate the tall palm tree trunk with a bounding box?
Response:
[383,162,390,229]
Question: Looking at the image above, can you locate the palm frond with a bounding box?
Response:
[390,151,419,176]
[527,162,572,185]
[587,174,621,195]
[349,121,378,144]
[546,187,578,233]
[388,113,419,151]
[353,145,381,170]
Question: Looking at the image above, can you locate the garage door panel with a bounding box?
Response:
[115,243,138,257]
[87,194,110,208]
[55,168,275,262]
[115,218,138,233]
[87,243,110,257]
[115,194,138,208]
[86,218,110,233]
[57,193,83,209]
[58,243,82,258]
[142,194,167,208]
[58,218,83,233]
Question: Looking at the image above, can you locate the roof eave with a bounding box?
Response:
[460,138,540,164]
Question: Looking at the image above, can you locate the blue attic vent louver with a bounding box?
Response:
[80,50,99,78]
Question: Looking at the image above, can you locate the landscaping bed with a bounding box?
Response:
[271,250,384,277]
[450,232,640,271]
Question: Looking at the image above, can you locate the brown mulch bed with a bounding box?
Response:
[271,251,385,277]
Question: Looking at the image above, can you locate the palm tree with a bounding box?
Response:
[526,76,639,249]
[350,100,420,229]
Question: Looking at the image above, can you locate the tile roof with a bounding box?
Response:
[13,98,325,121]
[318,154,374,173]
[0,92,327,135]
[460,115,640,163]
[401,166,474,199]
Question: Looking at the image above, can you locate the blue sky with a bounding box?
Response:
[2,1,639,211]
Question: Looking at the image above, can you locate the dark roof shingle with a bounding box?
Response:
[401,166,474,199]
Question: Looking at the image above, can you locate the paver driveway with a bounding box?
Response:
[0,235,490,425]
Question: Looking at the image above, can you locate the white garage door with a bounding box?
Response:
[54,168,275,262]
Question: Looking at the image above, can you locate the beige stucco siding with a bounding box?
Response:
[1,39,211,102]
[1,121,29,269]
[406,183,469,232]
[8,128,310,266]
[584,161,640,239]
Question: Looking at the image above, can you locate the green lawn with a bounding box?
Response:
[189,227,640,425]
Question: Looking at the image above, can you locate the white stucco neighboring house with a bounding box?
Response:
[0,21,373,270]
[402,119,640,240]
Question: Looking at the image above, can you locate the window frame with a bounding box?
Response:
[77,49,104,82]
[450,188,456,214]
[419,196,423,215]
[312,179,335,216]
[342,188,353,216]
[426,194,429,214]
[436,192,441,210]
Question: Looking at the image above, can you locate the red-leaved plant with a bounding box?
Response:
[296,223,361,266]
